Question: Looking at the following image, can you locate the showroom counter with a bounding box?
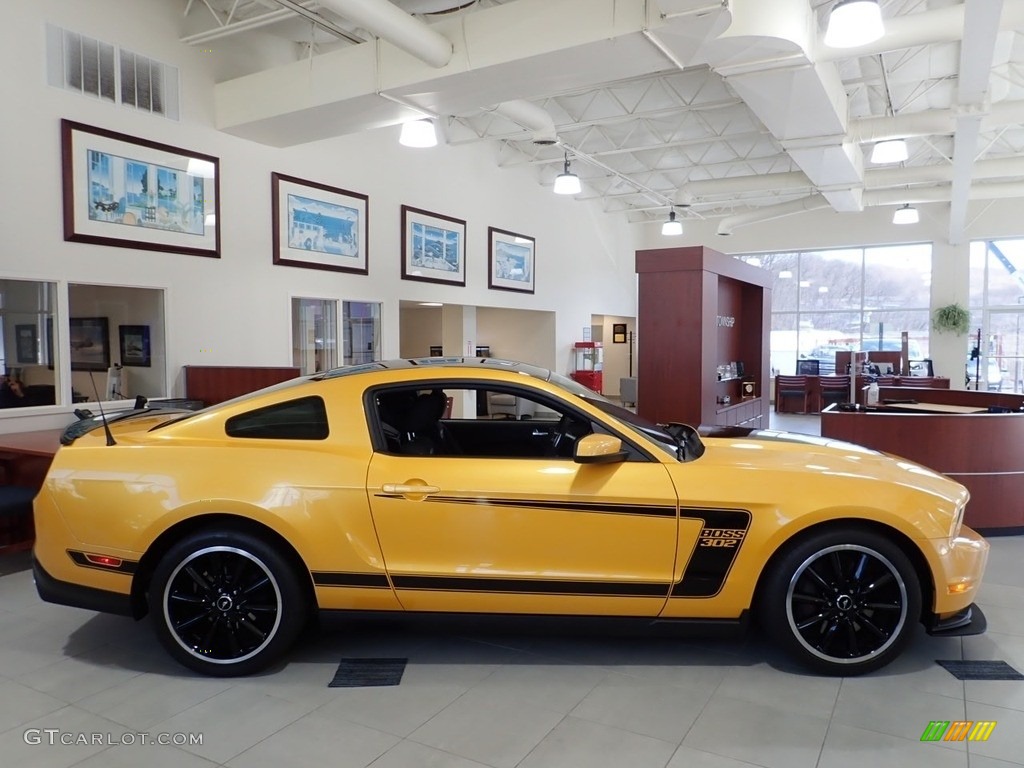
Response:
[821,395,1024,532]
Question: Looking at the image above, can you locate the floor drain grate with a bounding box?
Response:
[936,660,1024,680]
[329,657,407,688]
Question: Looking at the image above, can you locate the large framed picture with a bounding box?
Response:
[271,172,369,274]
[68,317,111,372]
[488,227,535,294]
[61,119,220,258]
[119,325,152,367]
[15,325,37,364]
[401,205,466,286]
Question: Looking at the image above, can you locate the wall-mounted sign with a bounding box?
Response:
[717,315,736,327]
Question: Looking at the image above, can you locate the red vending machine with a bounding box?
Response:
[570,341,603,393]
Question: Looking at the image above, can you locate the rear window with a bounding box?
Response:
[225,396,329,440]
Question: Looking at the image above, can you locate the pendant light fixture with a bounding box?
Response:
[553,151,581,195]
[824,0,884,48]
[892,204,919,224]
[399,118,438,148]
[661,208,683,236]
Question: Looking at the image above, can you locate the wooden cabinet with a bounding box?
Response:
[635,246,771,428]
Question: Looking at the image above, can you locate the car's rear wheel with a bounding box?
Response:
[149,530,306,676]
[759,528,921,675]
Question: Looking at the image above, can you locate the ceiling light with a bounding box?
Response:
[893,204,919,224]
[870,139,908,164]
[824,0,884,48]
[419,302,443,307]
[553,152,581,195]
[399,118,437,148]
[661,209,683,236]
[779,270,793,279]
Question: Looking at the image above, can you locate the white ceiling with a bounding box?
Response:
[174,0,1024,239]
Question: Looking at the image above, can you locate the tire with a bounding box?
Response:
[758,528,921,676]
[149,529,307,676]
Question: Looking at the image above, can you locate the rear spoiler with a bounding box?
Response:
[60,407,193,445]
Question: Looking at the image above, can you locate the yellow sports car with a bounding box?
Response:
[33,358,989,677]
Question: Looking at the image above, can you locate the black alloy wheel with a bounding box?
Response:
[760,528,921,675]
[150,530,306,676]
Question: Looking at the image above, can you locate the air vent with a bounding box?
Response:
[46,24,179,120]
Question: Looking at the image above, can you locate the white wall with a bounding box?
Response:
[0,0,640,431]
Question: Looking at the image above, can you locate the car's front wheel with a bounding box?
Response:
[149,530,307,676]
[759,528,921,675]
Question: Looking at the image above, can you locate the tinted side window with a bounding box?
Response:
[225,396,329,440]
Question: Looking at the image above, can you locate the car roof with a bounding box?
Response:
[317,357,554,382]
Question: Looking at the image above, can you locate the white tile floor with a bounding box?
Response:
[0,535,1021,768]
[0,408,1019,768]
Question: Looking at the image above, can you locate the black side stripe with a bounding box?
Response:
[673,508,752,597]
[373,494,677,518]
[389,574,668,597]
[312,571,391,588]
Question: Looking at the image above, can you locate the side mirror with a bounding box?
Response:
[574,433,629,464]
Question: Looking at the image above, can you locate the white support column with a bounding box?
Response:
[441,304,477,417]
[930,240,971,389]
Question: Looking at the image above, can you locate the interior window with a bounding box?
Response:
[226,396,329,440]
[372,385,597,459]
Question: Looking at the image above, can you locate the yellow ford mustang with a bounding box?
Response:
[33,358,988,677]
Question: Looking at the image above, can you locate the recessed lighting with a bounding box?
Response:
[419,302,443,307]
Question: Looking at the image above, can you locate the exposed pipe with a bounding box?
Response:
[317,0,453,68]
[716,195,830,236]
[483,100,558,145]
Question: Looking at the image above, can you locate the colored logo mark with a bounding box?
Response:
[921,721,996,742]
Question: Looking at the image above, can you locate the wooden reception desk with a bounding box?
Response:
[821,388,1024,532]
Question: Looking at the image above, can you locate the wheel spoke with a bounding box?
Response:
[241,575,271,596]
[861,572,894,595]
[828,551,845,581]
[863,601,901,611]
[852,552,869,581]
[169,592,206,605]
[796,611,830,631]
[791,592,828,604]
[174,610,213,632]
[184,565,213,594]
[845,620,860,657]
[803,565,833,594]
[239,617,268,641]
[854,612,891,640]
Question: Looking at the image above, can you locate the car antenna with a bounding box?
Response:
[87,371,117,446]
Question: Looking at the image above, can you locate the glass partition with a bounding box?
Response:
[0,279,59,409]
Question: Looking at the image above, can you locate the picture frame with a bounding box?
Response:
[14,324,37,363]
[271,172,369,274]
[61,119,220,258]
[401,205,466,286]
[119,325,152,367]
[68,317,111,372]
[612,323,627,344]
[488,227,535,294]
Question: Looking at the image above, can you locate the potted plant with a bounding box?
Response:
[932,302,971,335]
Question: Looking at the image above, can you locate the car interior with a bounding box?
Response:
[374,386,597,459]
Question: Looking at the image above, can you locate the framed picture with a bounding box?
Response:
[271,173,369,274]
[68,317,111,372]
[14,325,37,363]
[401,205,466,286]
[119,325,152,367]
[488,227,535,294]
[61,119,220,258]
[612,323,627,343]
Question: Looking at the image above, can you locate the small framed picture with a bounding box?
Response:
[15,324,37,363]
[272,172,369,274]
[612,323,627,344]
[488,227,535,294]
[119,325,152,367]
[68,317,111,372]
[401,205,466,286]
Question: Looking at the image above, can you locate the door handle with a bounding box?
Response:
[382,483,440,495]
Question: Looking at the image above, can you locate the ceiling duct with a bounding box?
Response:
[317,0,453,67]
[485,100,558,145]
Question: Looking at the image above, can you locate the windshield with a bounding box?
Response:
[581,396,692,460]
